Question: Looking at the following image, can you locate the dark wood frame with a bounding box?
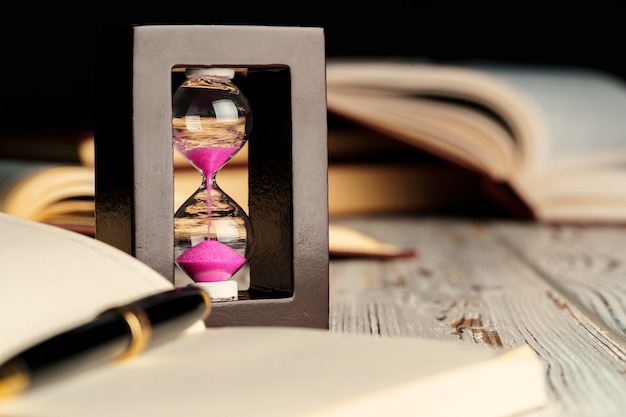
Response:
[95,25,329,328]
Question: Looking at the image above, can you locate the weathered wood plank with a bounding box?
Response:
[329,217,626,416]
[491,222,626,339]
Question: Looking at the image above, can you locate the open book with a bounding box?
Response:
[0,159,95,234]
[326,60,626,223]
[0,213,547,417]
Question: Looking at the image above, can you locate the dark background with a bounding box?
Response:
[2,5,624,136]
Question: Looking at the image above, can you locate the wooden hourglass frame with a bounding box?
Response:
[95,25,329,328]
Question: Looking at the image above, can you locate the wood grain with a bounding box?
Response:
[329,217,626,416]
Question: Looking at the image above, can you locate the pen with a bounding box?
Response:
[0,286,211,398]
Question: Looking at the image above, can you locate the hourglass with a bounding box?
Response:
[96,25,328,327]
[172,67,253,301]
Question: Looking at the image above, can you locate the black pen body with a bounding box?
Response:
[2,312,133,391]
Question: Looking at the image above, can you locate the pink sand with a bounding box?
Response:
[183,147,239,176]
[176,239,245,282]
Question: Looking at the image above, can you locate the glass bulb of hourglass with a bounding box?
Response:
[172,67,253,284]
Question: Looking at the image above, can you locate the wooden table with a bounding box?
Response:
[328,216,626,416]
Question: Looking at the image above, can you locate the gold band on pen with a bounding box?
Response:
[198,287,212,320]
[106,305,153,361]
[0,358,30,398]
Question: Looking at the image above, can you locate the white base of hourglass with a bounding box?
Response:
[190,281,238,302]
